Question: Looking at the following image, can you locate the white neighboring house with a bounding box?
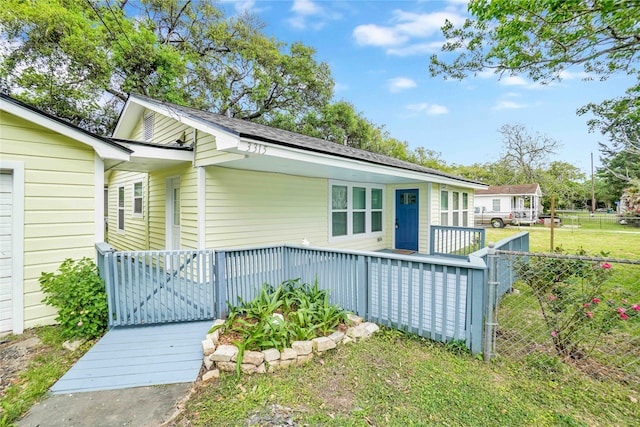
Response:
[474,184,543,227]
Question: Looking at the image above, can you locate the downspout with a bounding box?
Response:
[193,128,206,250]
[145,172,150,250]
[426,182,432,254]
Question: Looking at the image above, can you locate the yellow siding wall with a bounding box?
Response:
[0,111,96,328]
[148,165,198,250]
[194,132,219,166]
[106,164,197,251]
[130,109,192,146]
[106,171,148,251]
[204,167,386,252]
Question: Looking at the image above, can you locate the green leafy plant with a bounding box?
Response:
[513,249,638,359]
[209,278,350,377]
[39,257,108,340]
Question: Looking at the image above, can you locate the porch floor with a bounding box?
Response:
[50,321,211,395]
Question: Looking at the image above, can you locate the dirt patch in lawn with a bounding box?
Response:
[0,330,43,397]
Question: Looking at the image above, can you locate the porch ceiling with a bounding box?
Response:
[105,156,191,173]
[104,143,193,173]
[215,153,422,184]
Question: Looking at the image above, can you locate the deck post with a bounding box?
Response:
[214,250,227,319]
[483,243,498,361]
[282,245,291,280]
[467,261,487,355]
[356,255,367,318]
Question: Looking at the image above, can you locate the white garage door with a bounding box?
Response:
[0,171,13,334]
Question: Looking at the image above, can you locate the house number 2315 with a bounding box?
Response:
[245,142,267,154]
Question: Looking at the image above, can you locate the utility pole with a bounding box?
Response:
[591,152,596,213]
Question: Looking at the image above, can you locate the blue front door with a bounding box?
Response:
[395,189,419,251]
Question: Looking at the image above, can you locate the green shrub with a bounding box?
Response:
[39,257,108,340]
[211,278,349,376]
[513,249,638,359]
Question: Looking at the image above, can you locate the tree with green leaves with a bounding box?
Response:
[430,0,639,193]
[539,161,586,210]
[0,0,333,133]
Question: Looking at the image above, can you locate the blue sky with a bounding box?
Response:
[220,0,635,174]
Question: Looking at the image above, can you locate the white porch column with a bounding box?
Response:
[94,155,105,243]
[197,166,206,249]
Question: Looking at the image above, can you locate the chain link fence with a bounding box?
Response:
[488,250,640,390]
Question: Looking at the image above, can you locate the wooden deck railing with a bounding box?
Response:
[215,245,488,353]
[430,225,485,258]
[96,231,529,354]
[470,231,529,299]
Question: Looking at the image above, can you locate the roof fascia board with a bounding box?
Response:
[197,152,247,166]
[129,144,194,162]
[477,192,539,197]
[236,138,486,189]
[2,100,130,161]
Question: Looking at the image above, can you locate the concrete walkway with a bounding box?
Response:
[17,384,193,427]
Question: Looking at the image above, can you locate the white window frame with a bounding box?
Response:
[462,192,469,226]
[441,190,470,227]
[132,180,143,218]
[328,180,384,242]
[117,185,125,233]
[440,190,449,226]
[452,191,460,226]
[492,199,501,211]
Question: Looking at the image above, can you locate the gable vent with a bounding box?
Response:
[143,111,154,141]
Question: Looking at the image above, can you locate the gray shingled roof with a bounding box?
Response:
[132,94,484,186]
[476,184,541,195]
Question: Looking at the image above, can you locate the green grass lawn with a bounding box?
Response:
[175,228,640,427]
[176,329,639,427]
[486,225,640,258]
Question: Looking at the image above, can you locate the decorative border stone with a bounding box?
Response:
[200,314,380,381]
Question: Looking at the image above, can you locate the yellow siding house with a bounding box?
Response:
[0,95,131,334]
[106,94,486,257]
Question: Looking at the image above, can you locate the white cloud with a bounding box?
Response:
[353,24,407,47]
[388,77,417,93]
[496,75,549,90]
[427,104,449,115]
[492,100,527,110]
[499,75,530,87]
[558,70,591,80]
[353,9,466,56]
[407,103,449,115]
[392,10,465,38]
[387,41,445,56]
[292,0,321,16]
[285,0,340,31]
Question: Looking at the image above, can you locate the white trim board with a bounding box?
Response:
[0,160,25,334]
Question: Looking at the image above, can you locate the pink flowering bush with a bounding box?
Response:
[514,249,638,359]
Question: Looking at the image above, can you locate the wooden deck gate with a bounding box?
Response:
[97,245,215,327]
